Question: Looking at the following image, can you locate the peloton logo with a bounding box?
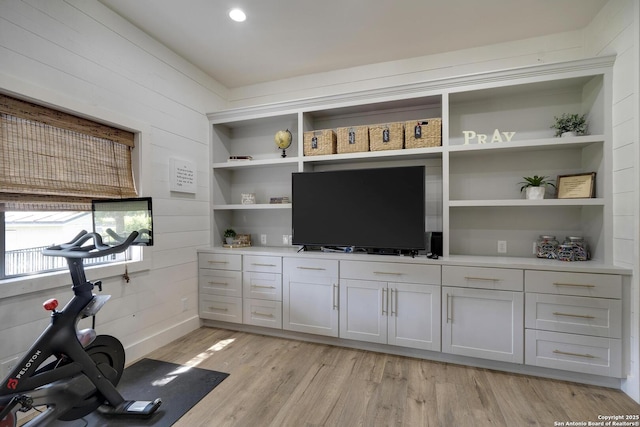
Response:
[15,350,42,380]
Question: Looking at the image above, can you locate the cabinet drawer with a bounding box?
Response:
[199,269,242,298]
[525,271,621,298]
[525,330,622,378]
[199,294,242,323]
[525,294,621,338]
[198,252,241,271]
[340,260,440,284]
[243,255,282,273]
[243,272,282,301]
[442,266,523,291]
[243,299,282,329]
[284,257,338,278]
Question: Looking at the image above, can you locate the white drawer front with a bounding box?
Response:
[243,255,282,273]
[525,294,621,338]
[525,271,621,299]
[340,260,440,284]
[243,272,282,301]
[199,294,242,323]
[243,299,282,329]
[199,269,242,298]
[284,257,338,278]
[525,330,622,378]
[198,252,242,271]
[442,266,523,291]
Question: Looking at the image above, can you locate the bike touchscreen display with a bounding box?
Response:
[92,197,153,246]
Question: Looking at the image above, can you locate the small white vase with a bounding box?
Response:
[226,237,235,245]
[526,186,545,200]
[561,131,577,138]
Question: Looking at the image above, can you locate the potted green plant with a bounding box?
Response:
[519,175,556,200]
[551,113,587,137]
[223,228,237,245]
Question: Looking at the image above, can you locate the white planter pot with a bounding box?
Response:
[561,131,577,138]
[526,186,545,200]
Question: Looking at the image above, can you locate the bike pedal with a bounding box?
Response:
[99,398,162,418]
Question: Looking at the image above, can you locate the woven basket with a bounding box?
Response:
[303,129,337,156]
[369,122,404,151]
[405,118,442,149]
[337,126,369,154]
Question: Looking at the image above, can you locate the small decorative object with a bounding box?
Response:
[519,175,556,200]
[241,193,256,205]
[564,236,589,261]
[536,235,559,259]
[269,196,290,204]
[236,233,252,246]
[462,129,516,145]
[551,113,588,137]
[228,155,253,161]
[557,173,596,199]
[223,228,236,245]
[274,129,293,158]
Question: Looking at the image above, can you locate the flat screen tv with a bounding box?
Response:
[292,166,425,252]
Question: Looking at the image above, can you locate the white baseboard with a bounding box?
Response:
[124,316,201,364]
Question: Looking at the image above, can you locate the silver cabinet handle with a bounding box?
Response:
[553,349,595,359]
[374,271,402,276]
[553,312,596,319]
[553,282,595,288]
[251,285,276,289]
[207,260,228,264]
[208,306,228,312]
[207,281,228,286]
[251,311,274,318]
[446,293,452,322]
[297,266,326,271]
[252,263,277,267]
[382,288,387,315]
[390,288,397,316]
[332,284,338,310]
[464,276,499,281]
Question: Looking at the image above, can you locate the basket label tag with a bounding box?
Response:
[311,136,318,149]
[348,129,356,144]
[414,124,422,139]
[383,128,390,142]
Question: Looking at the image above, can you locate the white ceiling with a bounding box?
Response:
[99,0,607,89]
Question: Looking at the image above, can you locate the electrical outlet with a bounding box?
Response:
[282,234,289,245]
[533,241,537,255]
[1,357,19,378]
[260,234,267,245]
[181,297,188,312]
[497,240,507,253]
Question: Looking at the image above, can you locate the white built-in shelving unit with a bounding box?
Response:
[207,56,613,264]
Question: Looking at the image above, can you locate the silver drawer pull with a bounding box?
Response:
[374,271,402,276]
[208,281,228,286]
[297,266,326,271]
[553,349,596,359]
[251,311,274,318]
[252,263,277,267]
[553,312,596,319]
[553,282,595,288]
[464,276,499,281]
[208,306,229,312]
[251,285,276,289]
[207,260,229,264]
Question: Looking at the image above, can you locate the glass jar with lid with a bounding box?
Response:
[557,244,576,261]
[564,236,589,261]
[536,235,559,259]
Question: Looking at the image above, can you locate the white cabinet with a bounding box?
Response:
[524,270,623,377]
[441,266,524,363]
[282,257,339,337]
[198,253,243,323]
[339,260,441,350]
[243,255,283,328]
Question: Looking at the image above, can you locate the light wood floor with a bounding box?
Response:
[146,327,639,427]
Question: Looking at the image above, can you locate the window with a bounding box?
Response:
[0,94,137,279]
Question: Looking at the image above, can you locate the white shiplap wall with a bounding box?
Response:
[585,0,640,402]
[0,0,226,364]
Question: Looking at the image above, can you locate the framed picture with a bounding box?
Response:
[557,173,596,199]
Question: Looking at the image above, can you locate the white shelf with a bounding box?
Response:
[213,157,298,169]
[449,198,605,207]
[448,135,604,155]
[213,203,292,211]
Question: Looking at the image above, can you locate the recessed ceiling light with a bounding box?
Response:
[229,8,246,22]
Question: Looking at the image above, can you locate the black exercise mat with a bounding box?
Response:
[53,358,229,427]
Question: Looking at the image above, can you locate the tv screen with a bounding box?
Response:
[292,166,425,251]
[92,197,153,246]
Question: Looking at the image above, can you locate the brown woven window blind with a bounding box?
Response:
[0,94,137,211]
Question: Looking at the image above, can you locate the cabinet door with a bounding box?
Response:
[442,286,523,363]
[283,258,339,337]
[389,282,441,351]
[339,279,386,344]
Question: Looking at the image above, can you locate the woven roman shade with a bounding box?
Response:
[0,94,137,211]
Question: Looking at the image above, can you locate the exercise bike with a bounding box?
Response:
[0,230,161,426]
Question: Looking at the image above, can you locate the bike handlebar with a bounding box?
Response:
[42,230,139,259]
